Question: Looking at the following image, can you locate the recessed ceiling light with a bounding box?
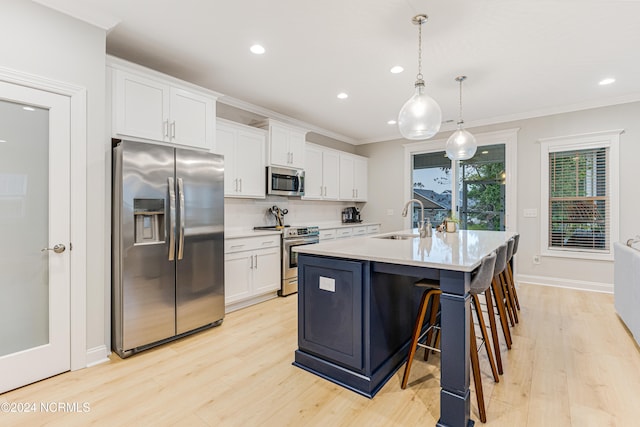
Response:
[390,66,404,74]
[250,44,265,55]
[387,120,397,125]
[481,150,489,154]
[22,106,35,111]
[599,77,615,85]
[0,139,6,143]
[337,92,348,100]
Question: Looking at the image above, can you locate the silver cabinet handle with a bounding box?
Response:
[168,177,176,261]
[249,254,254,269]
[163,120,169,138]
[254,254,258,269]
[41,244,66,254]
[171,121,176,139]
[234,178,238,192]
[177,177,185,260]
[239,178,242,192]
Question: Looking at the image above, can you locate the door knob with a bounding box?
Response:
[41,244,66,254]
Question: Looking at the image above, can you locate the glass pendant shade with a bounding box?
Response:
[398,83,442,140]
[446,127,477,160]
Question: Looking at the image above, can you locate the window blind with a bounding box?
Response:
[548,147,608,251]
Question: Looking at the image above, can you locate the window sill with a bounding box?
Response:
[541,248,613,262]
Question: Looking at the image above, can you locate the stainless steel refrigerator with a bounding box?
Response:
[112,139,224,358]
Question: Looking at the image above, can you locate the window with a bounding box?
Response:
[405,129,517,232]
[540,130,621,260]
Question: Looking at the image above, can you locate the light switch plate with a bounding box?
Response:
[523,208,538,218]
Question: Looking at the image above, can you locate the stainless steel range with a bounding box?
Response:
[254,225,319,296]
[281,226,319,296]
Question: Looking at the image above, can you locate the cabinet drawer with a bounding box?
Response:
[366,224,381,234]
[352,226,367,236]
[335,227,353,239]
[225,235,280,253]
[319,229,336,241]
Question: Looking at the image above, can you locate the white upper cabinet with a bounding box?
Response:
[339,153,368,201]
[110,59,217,151]
[303,143,339,200]
[216,119,266,198]
[258,119,307,169]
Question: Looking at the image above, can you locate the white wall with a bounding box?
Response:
[0,1,107,358]
[357,101,640,291]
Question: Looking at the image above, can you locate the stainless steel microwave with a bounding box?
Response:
[267,166,305,196]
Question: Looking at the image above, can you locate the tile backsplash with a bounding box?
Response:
[224,196,364,231]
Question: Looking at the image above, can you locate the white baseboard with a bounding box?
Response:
[225,292,279,314]
[516,273,613,294]
[85,345,110,368]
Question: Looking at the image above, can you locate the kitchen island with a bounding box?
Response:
[293,229,513,427]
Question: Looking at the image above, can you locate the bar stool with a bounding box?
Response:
[468,251,501,423]
[506,234,521,311]
[402,253,500,423]
[491,243,513,350]
[501,238,518,325]
[401,280,441,390]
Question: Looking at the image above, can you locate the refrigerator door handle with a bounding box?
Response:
[168,177,176,261]
[177,177,186,260]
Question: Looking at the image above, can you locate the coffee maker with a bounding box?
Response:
[342,207,362,223]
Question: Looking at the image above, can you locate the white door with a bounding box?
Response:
[0,81,71,393]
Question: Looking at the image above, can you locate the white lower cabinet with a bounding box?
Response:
[224,235,281,311]
[320,224,381,241]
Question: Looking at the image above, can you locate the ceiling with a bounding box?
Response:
[36,0,640,144]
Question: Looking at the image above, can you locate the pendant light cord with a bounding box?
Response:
[417,20,423,81]
[455,75,467,126]
[458,78,463,125]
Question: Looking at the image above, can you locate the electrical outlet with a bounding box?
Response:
[533,255,541,264]
[387,209,394,216]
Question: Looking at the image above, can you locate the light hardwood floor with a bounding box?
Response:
[2,284,640,426]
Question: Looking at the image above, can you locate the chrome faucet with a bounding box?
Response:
[401,199,430,238]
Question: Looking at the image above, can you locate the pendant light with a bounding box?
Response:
[445,75,477,160]
[398,14,442,140]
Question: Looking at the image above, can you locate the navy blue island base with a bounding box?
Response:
[294,254,474,427]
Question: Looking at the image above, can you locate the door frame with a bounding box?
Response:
[403,128,519,234]
[0,66,87,371]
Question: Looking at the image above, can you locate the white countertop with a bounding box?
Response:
[294,229,514,272]
[225,228,282,239]
[316,222,380,230]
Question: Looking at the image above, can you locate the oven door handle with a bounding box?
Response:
[285,238,319,246]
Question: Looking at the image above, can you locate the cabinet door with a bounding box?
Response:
[288,129,306,169]
[252,247,281,295]
[114,70,168,141]
[269,123,290,167]
[322,150,340,200]
[353,156,368,201]
[224,252,252,305]
[339,155,355,200]
[303,145,323,199]
[215,124,238,196]
[169,87,215,150]
[298,255,364,371]
[235,129,266,198]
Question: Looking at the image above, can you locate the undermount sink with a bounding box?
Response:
[375,234,420,240]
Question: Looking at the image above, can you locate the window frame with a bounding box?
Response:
[403,128,518,234]
[539,130,621,261]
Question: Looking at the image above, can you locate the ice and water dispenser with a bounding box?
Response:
[133,199,165,245]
